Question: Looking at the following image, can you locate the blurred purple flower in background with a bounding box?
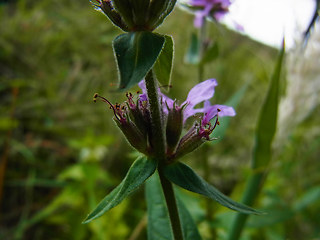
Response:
[188,0,232,27]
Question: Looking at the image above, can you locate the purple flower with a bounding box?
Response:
[188,0,232,28]
[139,78,235,129]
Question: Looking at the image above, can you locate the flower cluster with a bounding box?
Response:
[94,79,235,162]
[90,0,176,32]
[187,0,232,28]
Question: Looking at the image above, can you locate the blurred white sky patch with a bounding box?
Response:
[223,0,316,48]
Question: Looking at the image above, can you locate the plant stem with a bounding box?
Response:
[145,70,184,240]
[158,166,184,240]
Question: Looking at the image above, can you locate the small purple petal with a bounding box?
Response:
[139,93,148,102]
[138,80,148,101]
[183,107,204,122]
[213,11,226,21]
[184,79,218,108]
[189,0,207,6]
[161,93,174,109]
[219,0,231,8]
[138,80,146,93]
[202,101,236,125]
[215,104,236,117]
[203,2,214,15]
[194,12,205,28]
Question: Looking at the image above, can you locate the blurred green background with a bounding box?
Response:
[1,0,319,239]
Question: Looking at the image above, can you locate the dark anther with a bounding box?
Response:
[93,93,99,102]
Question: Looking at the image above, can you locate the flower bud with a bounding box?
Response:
[171,125,206,161]
[114,119,149,155]
[166,103,183,155]
[147,0,176,30]
[128,104,149,137]
[91,0,129,31]
[130,0,150,26]
[112,0,135,28]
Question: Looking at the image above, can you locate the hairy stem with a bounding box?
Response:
[145,70,184,240]
[158,166,184,240]
[145,70,166,158]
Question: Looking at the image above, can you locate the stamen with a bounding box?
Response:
[92,93,121,121]
[93,93,99,102]
[211,112,220,131]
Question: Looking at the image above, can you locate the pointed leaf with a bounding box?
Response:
[113,32,165,90]
[227,42,285,240]
[153,35,174,90]
[253,41,285,168]
[146,173,202,240]
[83,157,157,223]
[184,33,200,64]
[164,162,262,215]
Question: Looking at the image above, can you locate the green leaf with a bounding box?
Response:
[146,173,202,240]
[226,42,285,240]
[113,32,165,90]
[253,40,285,169]
[200,42,219,65]
[164,162,261,215]
[83,156,157,223]
[184,33,200,64]
[153,35,174,90]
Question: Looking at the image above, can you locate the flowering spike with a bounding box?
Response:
[96,79,234,161]
[90,0,177,32]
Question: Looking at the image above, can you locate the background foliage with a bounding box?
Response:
[1,0,319,239]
